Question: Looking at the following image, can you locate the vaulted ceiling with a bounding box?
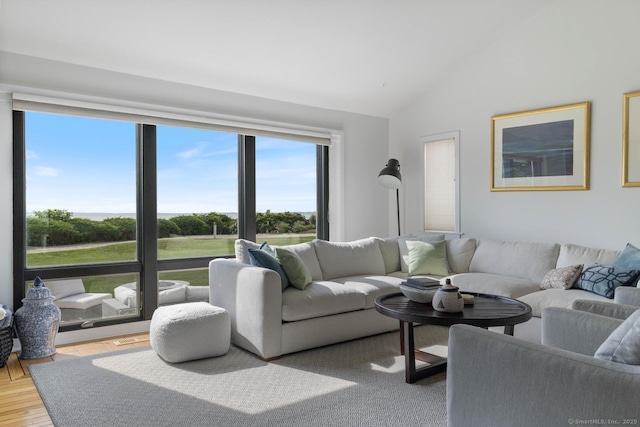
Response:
[0,0,555,117]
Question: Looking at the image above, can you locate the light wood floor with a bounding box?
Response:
[0,332,150,426]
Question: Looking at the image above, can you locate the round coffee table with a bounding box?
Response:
[375,292,532,383]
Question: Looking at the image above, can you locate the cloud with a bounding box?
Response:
[177,147,200,159]
[176,141,211,159]
[34,166,60,177]
[26,150,39,160]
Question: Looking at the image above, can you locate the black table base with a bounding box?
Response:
[376,292,531,384]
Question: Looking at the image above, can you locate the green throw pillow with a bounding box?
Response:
[275,247,312,290]
[406,240,448,277]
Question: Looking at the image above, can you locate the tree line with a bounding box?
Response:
[27,209,316,247]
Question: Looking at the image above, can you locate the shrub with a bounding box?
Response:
[27,217,80,246]
[195,212,237,235]
[103,217,137,241]
[68,218,119,243]
[158,218,181,238]
[170,215,209,236]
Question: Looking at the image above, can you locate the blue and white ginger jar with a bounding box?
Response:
[15,277,61,359]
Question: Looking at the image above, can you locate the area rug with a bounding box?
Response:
[30,325,450,427]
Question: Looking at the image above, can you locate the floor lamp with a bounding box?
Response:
[377,159,402,236]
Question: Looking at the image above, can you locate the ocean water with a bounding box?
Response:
[65,212,314,220]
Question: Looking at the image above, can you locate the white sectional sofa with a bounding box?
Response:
[209,236,635,359]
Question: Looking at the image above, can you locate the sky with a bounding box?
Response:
[25,112,317,216]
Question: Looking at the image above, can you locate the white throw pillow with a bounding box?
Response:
[594,309,640,365]
[234,239,261,264]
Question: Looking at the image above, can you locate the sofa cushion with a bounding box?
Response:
[55,292,112,310]
[334,275,405,308]
[46,279,86,300]
[235,239,261,264]
[613,243,640,282]
[314,237,385,280]
[594,308,640,365]
[469,239,560,283]
[556,243,619,269]
[446,238,476,274]
[398,234,445,273]
[574,265,640,299]
[248,248,289,291]
[275,247,312,290]
[406,240,448,276]
[540,264,583,290]
[375,236,402,274]
[281,281,366,322]
[447,273,540,299]
[280,241,323,281]
[519,288,610,317]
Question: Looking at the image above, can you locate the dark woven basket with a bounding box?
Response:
[0,324,13,368]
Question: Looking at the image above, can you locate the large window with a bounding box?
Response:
[255,137,317,245]
[25,113,137,266]
[423,131,460,234]
[156,125,239,259]
[13,99,330,330]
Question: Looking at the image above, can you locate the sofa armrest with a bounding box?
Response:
[209,258,283,359]
[570,299,638,320]
[541,307,623,355]
[614,286,640,307]
[447,324,640,427]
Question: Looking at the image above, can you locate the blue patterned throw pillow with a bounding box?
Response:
[575,265,640,299]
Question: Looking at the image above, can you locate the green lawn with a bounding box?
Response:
[27,234,315,293]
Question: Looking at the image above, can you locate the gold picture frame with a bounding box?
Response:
[623,91,640,187]
[491,102,591,191]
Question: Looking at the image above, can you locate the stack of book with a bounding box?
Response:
[401,277,442,291]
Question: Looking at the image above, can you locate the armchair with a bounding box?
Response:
[447,296,640,426]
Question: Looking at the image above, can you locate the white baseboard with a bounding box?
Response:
[12,320,151,353]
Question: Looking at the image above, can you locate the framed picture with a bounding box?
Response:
[491,102,591,191]
[623,91,640,187]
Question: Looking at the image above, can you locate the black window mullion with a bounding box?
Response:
[238,135,256,241]
[316,145,330,240]
[12,111,26,311]
[138,124,158,320]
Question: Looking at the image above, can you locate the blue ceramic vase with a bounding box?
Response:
[15,277,61,359]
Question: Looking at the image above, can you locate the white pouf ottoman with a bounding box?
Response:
[150,302,230,363]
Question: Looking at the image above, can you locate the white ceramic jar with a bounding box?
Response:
[432,279,464,313]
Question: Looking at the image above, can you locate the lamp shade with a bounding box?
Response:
[377,159,402,189]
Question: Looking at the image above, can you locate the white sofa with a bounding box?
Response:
[209,236,634,360]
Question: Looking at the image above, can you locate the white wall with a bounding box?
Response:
[390,0,640,250]
[0,51,391,311]
[0,92,12,312]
